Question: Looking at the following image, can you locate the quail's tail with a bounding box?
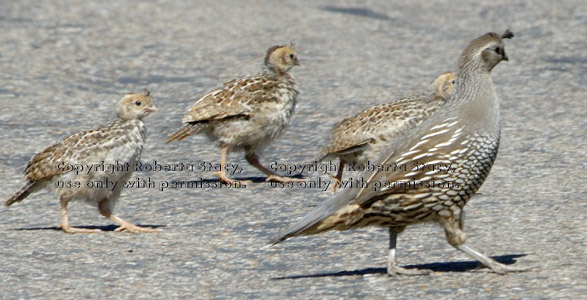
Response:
[5,181,36,206]
[267,190,352,246]
[166,123,204,143]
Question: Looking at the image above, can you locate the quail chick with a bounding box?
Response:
[5,92,158,234]
[320,71,456,191]
[269,30,532,276]
[167,45,301,184]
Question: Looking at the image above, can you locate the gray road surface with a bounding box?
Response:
[0,0,585,299]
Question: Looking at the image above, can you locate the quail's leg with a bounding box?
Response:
[59,197,101,234]
[327,159,345,191]
[214,142,251,185]
[98,200,159,233]
[387,227,432,276]
[443,214,535,274]
[245,153,305,183]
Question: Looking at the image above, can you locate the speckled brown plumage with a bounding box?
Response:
[270,30,533,276]
[5,92,158,234]
[167,45,301,184]
[320,72,456,190]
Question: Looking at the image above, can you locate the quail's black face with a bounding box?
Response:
[494,45,508,61]
[481,41,508,71]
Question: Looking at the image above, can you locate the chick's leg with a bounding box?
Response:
[213,142,251,185]
[246,153,305,183]
[327,159,345,191]
[60,197,101,234]
[98,200,158,233]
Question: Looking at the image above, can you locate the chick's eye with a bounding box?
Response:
[289,54,295,60]
[495,47,501,54]
[135,100,142,106]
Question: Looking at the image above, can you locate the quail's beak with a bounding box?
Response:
[503,52,509,62]
[146,105,158,113]
[294,58,300,66]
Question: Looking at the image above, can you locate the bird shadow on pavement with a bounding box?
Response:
[11,224,166,232]
[271,254,529,279]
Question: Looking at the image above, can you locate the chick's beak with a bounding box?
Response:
[294,58,300,66]
[146,105,158,113]
[503,52,509,62]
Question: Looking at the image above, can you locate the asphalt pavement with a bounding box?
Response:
[0,0,585,299]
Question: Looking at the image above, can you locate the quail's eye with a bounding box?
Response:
[495,47,501,54]
[289,54,295,60]
[135,100,142,106]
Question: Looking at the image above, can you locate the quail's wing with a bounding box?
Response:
[324,99,431,156]
[353,116,467,206]
[320,106,387,157]
[23,143,65,181]
[24,123,137,182]
[182,76,278,123]
[320,116,373,156]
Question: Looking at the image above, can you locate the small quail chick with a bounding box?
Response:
[320,71,456,191]
[269,30,532,276]
[167,45,301,184]
[5,92,158,234]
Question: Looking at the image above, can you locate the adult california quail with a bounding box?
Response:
[319,71,456,191]
[269,30,532,275]
[5,92,158,234]
[167,45,301,184]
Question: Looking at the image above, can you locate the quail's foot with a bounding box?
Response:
[265,174,306,183]
[387,265,433,276]
[213,171,252,186]
[114,222,159,233]
[60,224,101,234]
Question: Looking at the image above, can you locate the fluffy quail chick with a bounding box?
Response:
[320,71,456,191]
[269,31,533,276]
[5,92,158,234]
[167,45,301,184]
